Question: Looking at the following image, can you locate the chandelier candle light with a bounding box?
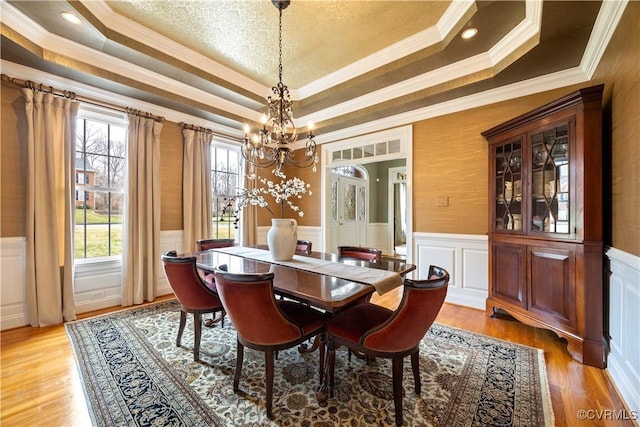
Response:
[241,0,318,178]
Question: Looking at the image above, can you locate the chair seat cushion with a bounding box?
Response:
[278,300,326,335]
[327,303,393,344]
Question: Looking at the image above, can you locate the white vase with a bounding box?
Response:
[267,218,297,261]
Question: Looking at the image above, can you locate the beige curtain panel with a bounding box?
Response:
[23,89,79,326]
[121,113,163,306]
[182,128,213,253]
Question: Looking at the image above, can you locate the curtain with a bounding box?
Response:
[23,89,79,326]
[121,113,163,306]
[241,163,258,246]
[182,128,212,253]
[394,182,407,246]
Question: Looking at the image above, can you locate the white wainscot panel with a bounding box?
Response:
[414,233,488,310]
[1,237,27,330]
[258,226,322,251]
[1,231,183,330]
[367,223,391,255]
[606,247,640,418]
[157,230,184,297]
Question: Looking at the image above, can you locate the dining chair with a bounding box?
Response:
[196,238,235,251]
[161,251,225,361]
[213,265,327,419]
[295,239,313,254]
[196,238,235,327]
[323,265,449,426]
[338,245,382,263]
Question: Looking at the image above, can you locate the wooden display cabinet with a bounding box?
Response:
[482,85,605,368]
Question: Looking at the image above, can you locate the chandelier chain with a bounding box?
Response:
[278,8,283,84]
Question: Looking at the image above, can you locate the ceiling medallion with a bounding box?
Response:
[241,0,318,177]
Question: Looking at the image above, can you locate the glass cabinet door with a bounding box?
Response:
[530,122,570,234]
[494,138,522,231]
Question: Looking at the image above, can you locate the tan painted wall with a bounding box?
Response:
[1,4,638,256]
[591,2,640,256]
[412,84,589,235]
[1,82,27,238]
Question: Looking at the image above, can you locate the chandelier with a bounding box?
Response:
[241,0,318,177]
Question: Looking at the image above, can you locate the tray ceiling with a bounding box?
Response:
[0,0,617,140]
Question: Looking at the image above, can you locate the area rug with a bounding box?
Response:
[66,300,554,426]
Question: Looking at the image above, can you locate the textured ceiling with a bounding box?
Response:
[0,0,609,140]
[105,0,450,88]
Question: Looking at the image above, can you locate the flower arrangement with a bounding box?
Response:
[225,174,312,221]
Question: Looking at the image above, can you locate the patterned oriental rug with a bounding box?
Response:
[66,300,555,427]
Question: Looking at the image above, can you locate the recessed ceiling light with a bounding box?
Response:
[61,12,82,25]
[461,27,478,40]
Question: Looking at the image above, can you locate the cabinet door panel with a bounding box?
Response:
[528,246,576,329]
[492,242,526,308]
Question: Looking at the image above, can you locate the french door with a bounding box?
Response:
[328,175,368,253]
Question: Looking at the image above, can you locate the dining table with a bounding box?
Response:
[195,245,417,407]
[195,245,416,314]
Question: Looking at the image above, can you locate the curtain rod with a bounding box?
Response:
[1,73,165,123]
[180,122,215,134]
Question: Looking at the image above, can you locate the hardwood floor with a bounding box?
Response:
[1,292,635,426]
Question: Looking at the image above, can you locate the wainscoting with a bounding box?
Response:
[413,233,489,310]
[606,247,640,416]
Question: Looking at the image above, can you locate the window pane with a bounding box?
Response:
[210,142,241,240]
[75,114,126,259]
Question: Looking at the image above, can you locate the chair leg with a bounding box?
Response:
[392,355,404,426]
[411,350,421,395]
[233,339,243,393]
[193,311,202,361]
[177,310,187,347]
[265,349,275,419]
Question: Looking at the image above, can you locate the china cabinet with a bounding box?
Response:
[482,85,605,367]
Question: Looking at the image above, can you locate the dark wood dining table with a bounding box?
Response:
[195,246,416,314]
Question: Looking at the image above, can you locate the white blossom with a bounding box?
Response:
[228,176,312,218]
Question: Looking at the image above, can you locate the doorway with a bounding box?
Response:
[328,168,368,253]
[389,167,407,256]
[321,125,413,260]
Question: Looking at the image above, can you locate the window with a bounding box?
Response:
[75,110,127,259]
[210,142,241,241]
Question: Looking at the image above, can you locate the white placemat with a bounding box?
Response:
[211,246,402,294]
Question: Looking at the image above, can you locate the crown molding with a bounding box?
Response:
[298,1,543,125]
[1,2,261,123]
[580,0,629,78]
[316,67,589,144]
[488,0,542,63]
[1,60,244,139]
[294,0,477,99]
[2,0,624,144]
[82,0,269,98]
